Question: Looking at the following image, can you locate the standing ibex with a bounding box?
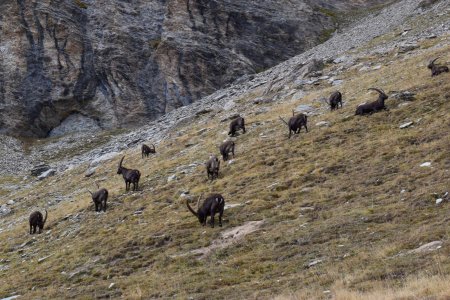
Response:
[428,57,449,77]
[142,144,156,158]
[186,193,225,228]
[29,209,47,234]
[279,110,308,139]
[355,88,388,116]
[328,91,343,110]
[88,183,108,212]
[206,155,220,181]
[117,156,141,191]
[228,116,246,136]
[219,140,235,161]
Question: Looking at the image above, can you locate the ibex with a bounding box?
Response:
[328,91,343,110]
[355,88,388,116]
[228,116,246,136]
[219,140,235,161]
[428,57,449,77]
[279,110,308,138]
[88,183,108,212]
[29,209,47,234]
[206,155,220,181]
[186,193,225,228]
[142,144,156,158]
[117,156,141,191]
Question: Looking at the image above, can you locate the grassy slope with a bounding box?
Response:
[0,37,449,299]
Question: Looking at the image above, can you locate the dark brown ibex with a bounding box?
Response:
[88,183,108,212]
[142,144,156,158]
[428,57,449,77]
[29,209,47,234]
[219,140,235,161]
[117,156,141,191]
[279,110,308,138]
[328,91,343,110]
[186,193,225,228]
[355,88,388,116]
[228,116,246,136]
[206,155,220,181]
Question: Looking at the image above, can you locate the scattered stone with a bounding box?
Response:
[315,121,331,127]
[0,205,12,216]
[7,200,14,205]
[195,109,213,116]
[398,42,419,53]
[38,254,53,263]
[253,97,273,105]
[109,283,116,289]
[420,162,432,167]
[331,79,344,86]
[196,128,208,135]
[85,168,96,177]
[408,241,443,254]
[227,159,235,166]
[31,164,51,177]
[295,104,316,114]
[372,65,382,70]
[167,175,178,182]
[299,59,324,78]
[224,203,243,210]
[399,121,414,129]
[0,296,21,300]
[436,198,443,205]
[38,169,56,180]
[306,259,323,268]
[90,152,119,168]
[391,91,416,101]
[223,100,235,111]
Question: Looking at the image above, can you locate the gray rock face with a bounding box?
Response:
[0,0,391,137]
[49,113,101,137]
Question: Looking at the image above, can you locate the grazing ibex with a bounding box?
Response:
[228,116,246,136]
[328,91,343,110]
[219,140,235,161]
[117,156,141,191]
[279,110,308,139]
[88,183,108,212]
[29,209,47,234]
[428,57,449,77]
[355,88,388,116]
[206,155,220,181]
[186,193,225,228]
[142,144,156,158]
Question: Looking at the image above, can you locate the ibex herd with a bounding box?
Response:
[27,57,448,234]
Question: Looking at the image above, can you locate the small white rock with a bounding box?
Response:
[436,198,443,205]
[420,162,432,167]
[399,121,414,129]
[108,283,115,289]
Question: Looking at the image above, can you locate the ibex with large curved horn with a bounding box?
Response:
[186,193,225,228]
[117,156,141,191]
[142,144,156,158]
[279,110,308,139]
[29,209,47,234]
[428,57,449,77]
[355,88,388,116]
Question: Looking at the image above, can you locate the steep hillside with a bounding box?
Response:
[0,0,390,137]
[0,0,449,299]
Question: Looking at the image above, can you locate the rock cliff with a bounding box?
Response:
[0,0,387,137]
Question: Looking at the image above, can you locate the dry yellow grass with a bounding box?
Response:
[0,37,449,299]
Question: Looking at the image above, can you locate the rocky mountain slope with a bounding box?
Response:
[0,0,449,299]
[0,0,390,137]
